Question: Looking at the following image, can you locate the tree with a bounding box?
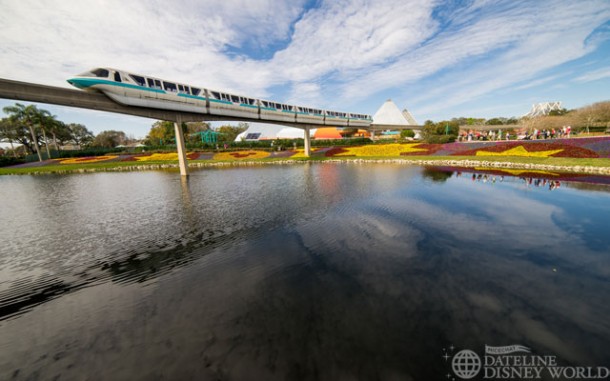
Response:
[32,108,53,159]
[216,124,248,142]
[2,103,45,161]
[400,129,415,138]
[421,120,459,143]
[548,108,569,116]
[91,130,127,148]
[67,123,94,147]
[485,118,505,125]
[146,121,178,145]
[185,121,211,144]
[574,101,610,131]
[0,118,21,158]
[185,121,211,134]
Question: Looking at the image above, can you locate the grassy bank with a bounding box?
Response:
[2,155,610,176]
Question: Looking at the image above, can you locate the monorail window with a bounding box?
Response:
[154,79,162,89]
[211,91,220,99]
[191,87,201,96]
[147,78,154,87]
[178,85,184,92]
[91,68,109,78]
[129,75,145,86]
[231,95,239,103]
[114,72,122,82]
[164,82,177,92]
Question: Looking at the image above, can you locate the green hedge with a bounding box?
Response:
[0,156,25,167]
[424,135,456,144]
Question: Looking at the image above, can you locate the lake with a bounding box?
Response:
[1,163,609,380]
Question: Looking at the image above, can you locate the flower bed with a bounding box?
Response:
[37,137,610,168]
[324,143,432,157]
[59,155,118,164]
[133,153,200,162]
[213,150,270,160]
[452,141,600,158]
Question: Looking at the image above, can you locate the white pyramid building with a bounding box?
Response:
[372,99,410,126]
[402,109,418,125]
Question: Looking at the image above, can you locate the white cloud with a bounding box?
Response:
[340,0,610,109]
[575,67,610,82]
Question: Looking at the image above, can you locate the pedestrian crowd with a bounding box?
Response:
[457,125,572,142]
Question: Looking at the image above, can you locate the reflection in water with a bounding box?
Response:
[0,165,609,380]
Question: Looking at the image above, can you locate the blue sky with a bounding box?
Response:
[1,0,609,139]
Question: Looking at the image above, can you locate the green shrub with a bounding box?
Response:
[425,135,457,144]
[401,129,415,138]
[0,156,25,167]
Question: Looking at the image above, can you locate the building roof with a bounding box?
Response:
[235,123,313,141]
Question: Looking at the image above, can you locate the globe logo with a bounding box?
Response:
[451,349,481,379]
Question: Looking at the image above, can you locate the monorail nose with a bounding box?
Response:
[67,78,87,89]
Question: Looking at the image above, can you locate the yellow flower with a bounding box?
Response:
[213,151,270,160]
[60,155,118,164]
[135,153,181,161]
[335,143,427,157]
[291,148,319,158]
[475,146,563,157]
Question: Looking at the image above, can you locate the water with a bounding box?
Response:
[0,164,609,380]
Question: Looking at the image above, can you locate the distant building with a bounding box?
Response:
[524,102,562,117]
[371,99,421,138]
[235,123,314,141]
[402,109,418,125]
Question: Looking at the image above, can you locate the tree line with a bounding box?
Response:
[0,103,138,160]
[0,102,251,162]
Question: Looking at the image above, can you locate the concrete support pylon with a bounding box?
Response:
[304,126,311,157]
[174,115,189,177]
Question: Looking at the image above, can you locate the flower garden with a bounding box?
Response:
[14,136,610,169]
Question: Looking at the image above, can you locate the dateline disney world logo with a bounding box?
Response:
[442,344,609,380]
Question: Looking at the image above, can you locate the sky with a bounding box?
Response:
[1,0,610,139]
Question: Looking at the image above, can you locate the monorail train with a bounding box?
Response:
[67,68,373,127]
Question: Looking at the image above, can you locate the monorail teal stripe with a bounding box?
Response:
[68,78,166,94]
[240,103,259,109]
[296,111,324,117]
[177,93,206,101]
[208,98,233,105]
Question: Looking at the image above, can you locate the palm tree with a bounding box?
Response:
[34,109,53,159]
[2,103,43,161]
[37,110,65,158]
[0,118,20,158]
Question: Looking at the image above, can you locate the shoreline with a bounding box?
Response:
[3,157,610,176]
